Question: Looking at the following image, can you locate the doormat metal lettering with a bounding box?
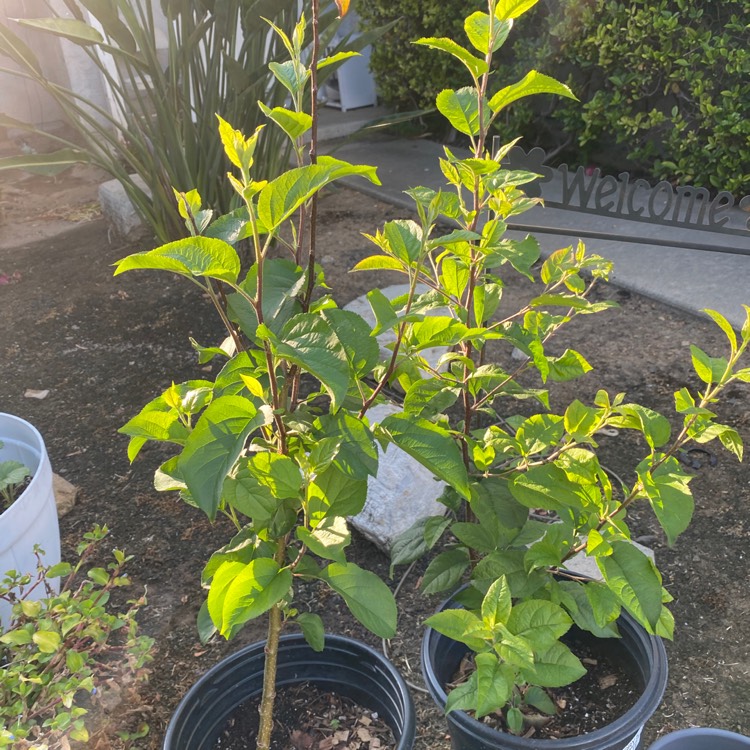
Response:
[501,144,750,256]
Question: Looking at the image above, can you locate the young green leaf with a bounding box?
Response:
[178,396,272,519]
[597,542,663,631]
[296,516,351,564]
[320,562,397,638]
[322,308,380,377]
[495,0,541,21]
[520,640,586,688]
[475,653,514,717]
[414,37,488,79]
[208,559,293,638]
[273,314,351,410]
[639,458,694,546]
[481,576,512,628]
[424,607,486,651]
[259,103,312,142]
[489,70,576,115]
[379,413,470,498]
[306,466,368,525]
[703,308,737,354]
[506,599,572,648]
[690,345,730,385]
[366,288,400,335]
[436,87,489,137]
[114,237,242,284]
[464,12,512,54]
[296,612,325,652]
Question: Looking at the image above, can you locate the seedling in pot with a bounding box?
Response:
[0,441,30,511]
[115,3,429,749]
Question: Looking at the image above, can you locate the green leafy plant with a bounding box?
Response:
[0,441,30,511]
[544,0,750,194]
[0,526,154,748]
[0,0,370,241]
[365,0,749,733]
[113,2,415,748]
[112,0,749,743]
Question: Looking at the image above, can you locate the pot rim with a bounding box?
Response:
[165,632,416,750]
[649,728,750,749]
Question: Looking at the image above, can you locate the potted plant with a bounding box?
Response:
[362,0,750,747]
[0,413,59,629]
[113,0,749,746]
[114,2,419,748]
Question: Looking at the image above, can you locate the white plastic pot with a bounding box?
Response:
[0,413,60,630]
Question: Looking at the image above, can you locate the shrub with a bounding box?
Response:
[0,527,154,748]
[359,0,471,120]
[363,0,750,194]
[545,0,750,194]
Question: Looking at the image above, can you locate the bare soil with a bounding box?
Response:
[1,167,749,749]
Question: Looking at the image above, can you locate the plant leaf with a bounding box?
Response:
[273,313,350,410]
[0,148,92,175]
[521,640,586,688]
[414,37,488,78]
[424,608,486,651]
[475,653,513,717]
[320,562,397,638]
[421,548,471,595]
[208,558,292,639]
[114,237,241,284]
[597,541,663,631]
[379,414,470,498]
[489,70,576,114]
[18,17,103,45]
[178,396,272,519]
[436,87,488,137]
[296,612,325,651]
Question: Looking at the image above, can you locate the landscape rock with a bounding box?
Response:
[52,473,77,517]
[349,403,446,552]
[98,175,150,240]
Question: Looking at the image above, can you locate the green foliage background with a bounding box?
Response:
[360,0,750,195]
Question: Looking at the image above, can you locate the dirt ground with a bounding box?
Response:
[1,166,749,749]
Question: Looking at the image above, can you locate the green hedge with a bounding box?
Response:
[358,0,470,115]
[361,0,750,195]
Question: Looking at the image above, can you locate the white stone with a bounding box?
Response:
[98,175,150,240]
[349,403,446,552]
[343,284,450,374]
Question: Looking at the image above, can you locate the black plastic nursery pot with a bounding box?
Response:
[649,728,750,750]
[163,633,416,750]
[422,591,669,750]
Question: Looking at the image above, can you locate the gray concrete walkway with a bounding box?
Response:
[327,137,750,330]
